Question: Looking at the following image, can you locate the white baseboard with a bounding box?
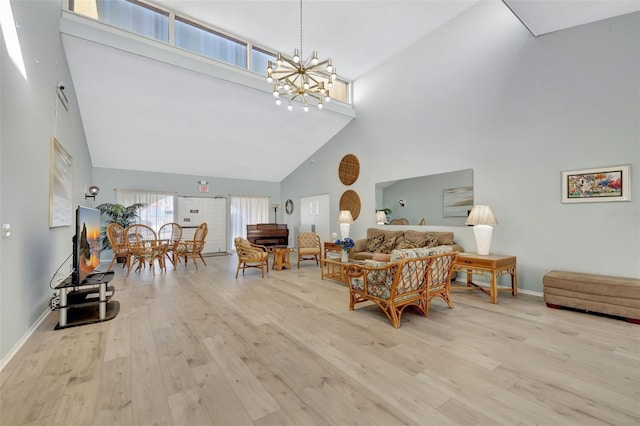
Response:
[452,279,542,298]
[0,307,51,372]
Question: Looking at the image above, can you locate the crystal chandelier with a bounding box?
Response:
[267,0,337,111]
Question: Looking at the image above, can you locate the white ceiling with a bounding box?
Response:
[61,0,640,182]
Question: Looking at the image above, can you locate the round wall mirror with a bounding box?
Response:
[285,199,294,215]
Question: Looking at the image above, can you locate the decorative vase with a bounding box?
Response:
[341,249,349,262]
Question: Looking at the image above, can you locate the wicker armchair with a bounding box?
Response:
[175,222,208,270]
[346,251,458,328]
[125,224,166,277]
[234,237,269,278]
[158,222,183,267]
[297,232,321,268]
[389,218,409,225]
[105,223,129,271]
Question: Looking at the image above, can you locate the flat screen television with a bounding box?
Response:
[73,206,102,285]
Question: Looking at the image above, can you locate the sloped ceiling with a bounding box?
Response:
[61,0,640,182]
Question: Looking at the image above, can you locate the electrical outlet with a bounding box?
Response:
[2,224,10,238]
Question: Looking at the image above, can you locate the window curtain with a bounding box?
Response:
[229,196,269,244]
[116,189,175,233]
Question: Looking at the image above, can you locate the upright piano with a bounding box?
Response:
[246,223,289,247]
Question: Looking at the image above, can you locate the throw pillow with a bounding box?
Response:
[366,234,385,252]
[395,240,416,250]
[424,234,440,248]
[375,237,396,254]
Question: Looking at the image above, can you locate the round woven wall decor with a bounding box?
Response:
[339,190,361,220]
[338,154,360,186]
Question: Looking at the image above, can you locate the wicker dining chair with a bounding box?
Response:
[158,222,183,267]
[125,224,165,276]
[297,232,321,268]
[174,222,208,270]
[105,223,129,271]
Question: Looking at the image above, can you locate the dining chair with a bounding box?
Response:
[174,222,208,270]
[125,224,165,276]
[106,223,129,270]
[158,222,183,267]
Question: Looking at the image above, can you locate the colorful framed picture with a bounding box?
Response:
[562,165,630,203]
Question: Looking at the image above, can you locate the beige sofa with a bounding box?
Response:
[350,228,464,261]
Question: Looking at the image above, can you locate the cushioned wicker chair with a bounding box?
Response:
[158,222,182,267]
[106,223,129,271]
[297,232,321,268]
[175,222,208,270]
[125,224,165,277]
[346,251,458,328]
[234,237,269,278]
[389,218,409,225]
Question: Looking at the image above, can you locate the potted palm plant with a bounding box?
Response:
[96,203,146,253]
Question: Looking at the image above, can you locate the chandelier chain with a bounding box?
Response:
[299,0,303,58]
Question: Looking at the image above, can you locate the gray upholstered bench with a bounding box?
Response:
[543,270,640,323]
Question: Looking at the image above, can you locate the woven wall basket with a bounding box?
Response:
[338,154,360,186]
[339,190,361,220]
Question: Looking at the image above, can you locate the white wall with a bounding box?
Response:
[1,0,93,362]
[281,3,640,292]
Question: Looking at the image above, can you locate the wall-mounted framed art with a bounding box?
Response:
[49,137,73,227]
[562,164,630,203]
[443,186,474,217]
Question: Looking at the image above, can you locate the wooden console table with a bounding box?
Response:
[453,253,517,304]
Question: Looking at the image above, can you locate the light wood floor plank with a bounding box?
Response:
[1,254,638,426]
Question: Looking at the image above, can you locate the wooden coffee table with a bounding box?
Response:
[453,253,517,304]
[321,258,363,284]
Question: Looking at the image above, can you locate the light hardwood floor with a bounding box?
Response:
[1,254,639,425]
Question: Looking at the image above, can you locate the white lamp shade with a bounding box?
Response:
[337,210,354,224]
[465,205,498,225]
[375,211,387,224]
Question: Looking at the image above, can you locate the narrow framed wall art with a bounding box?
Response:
[49,137,73,227]
[562,164,630,203]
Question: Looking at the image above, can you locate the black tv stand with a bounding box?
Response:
[54,270,119,329]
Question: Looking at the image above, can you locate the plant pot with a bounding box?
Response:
[341,249,349,262]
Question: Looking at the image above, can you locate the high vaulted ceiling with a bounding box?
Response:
[61,0,640,182]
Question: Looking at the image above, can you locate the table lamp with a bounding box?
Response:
[337,210,354,240]
[375,211,387,225]
[465,205,498,255]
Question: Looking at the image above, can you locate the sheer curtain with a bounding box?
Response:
[230,196,269,244]
[116,189,175,233]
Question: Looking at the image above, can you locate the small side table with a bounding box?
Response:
[453,253,517,304]
[269,246,293,271]
[324,242,341,259]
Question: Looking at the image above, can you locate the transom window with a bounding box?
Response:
[68,0,351,103]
